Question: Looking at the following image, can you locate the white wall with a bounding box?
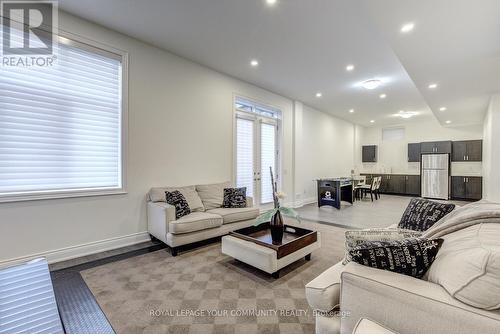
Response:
[483,93,500,202]
[293,104,355,205]
[0,12,296,264]
[356,117,483,176]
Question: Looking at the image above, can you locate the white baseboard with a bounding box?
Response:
[0,231,151,268]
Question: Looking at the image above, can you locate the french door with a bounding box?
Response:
[235,113,279,206]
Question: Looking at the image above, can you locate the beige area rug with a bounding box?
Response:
[81,221,346,334]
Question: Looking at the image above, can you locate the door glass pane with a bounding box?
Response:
[260,122,276,204]
[236,118,254,197]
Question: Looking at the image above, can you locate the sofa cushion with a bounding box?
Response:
[196,181,231,210]
[148,185,204,212]
[207,207,259,224]
[305,262,344,311]
[169,212,223,234]
[427,223,500,310]
[165,190,191,219]
[353,319,397,334]
[398,198,455,231]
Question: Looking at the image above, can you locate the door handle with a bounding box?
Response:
[463,155,466,161]
[467,155,469,161]
[463,177,466,183]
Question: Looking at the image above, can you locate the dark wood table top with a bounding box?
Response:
[229,222,318,259]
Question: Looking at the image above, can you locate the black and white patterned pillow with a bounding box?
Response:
[342,228,423,265]
[349,238,443,278]
[398,198,455,231]
[165,190,191,219]
[222,187,247,208]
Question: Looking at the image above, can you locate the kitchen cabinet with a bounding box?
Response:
[451,176,482,201]
[408,143,421,162]
[452,140,482,162]
[405,175,421,196]
[420,141,452,154]
[373,174,418,196]
[362,145,377,162]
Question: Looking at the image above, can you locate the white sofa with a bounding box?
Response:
[306,212,500,334]
[147,181,259,256]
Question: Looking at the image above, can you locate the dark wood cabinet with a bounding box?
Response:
[451,176,482,201]
[405,175,421,196]
[389,175,406,194]
[421,141,452,154]
[408,143,421,162]
[362,145,377,162]
[364,174,420,196]
[452,140,482,161]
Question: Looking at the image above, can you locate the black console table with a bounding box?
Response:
[316,178,353,209]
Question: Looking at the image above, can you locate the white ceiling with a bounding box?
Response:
[58,0,500,127]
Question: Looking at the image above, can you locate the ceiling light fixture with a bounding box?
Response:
[315,92,322,98]
[439,107,447,111]
[361,79,382,90]
[266,0,277,5]
[250,59,259,67]
[370,120,375,123]
[401,22,415,33]
[395,110,418,119]
[379,93,387,99]
[446,120,452,124]
[349,109,354,113]
[346,64,355,71]
[428,83,438,89]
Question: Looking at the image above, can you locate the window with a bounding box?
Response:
[0,31,127,202]
[234,97,280,205]
[382,127,405,141]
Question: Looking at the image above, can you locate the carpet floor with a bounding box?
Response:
[81,220,346,334]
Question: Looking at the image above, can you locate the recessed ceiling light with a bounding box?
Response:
[346,64,355,71]
[370,120,375,123]
[439,107,447,111]
[266,0,277,5]
[401,22,415,33]
[315,92,322,98]
[379,93,387,99]
[395,110,418,119]
[250,59,259,67]
[349,109,354,113]
[428,83,438,89]
[361,79,382,90]
[446,120,452,124]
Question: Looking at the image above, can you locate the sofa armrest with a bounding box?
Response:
[246,196,254,208]
[339,263,500,334]
[147,201,176,244]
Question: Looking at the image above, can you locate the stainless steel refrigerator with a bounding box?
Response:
[421,154,450,200]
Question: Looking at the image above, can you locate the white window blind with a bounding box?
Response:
[260,122,276,204]
[0,31,124,200]
[236,117,254,198]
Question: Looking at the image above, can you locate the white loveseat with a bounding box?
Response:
[147,181,259,256]
[305,201,500,334]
